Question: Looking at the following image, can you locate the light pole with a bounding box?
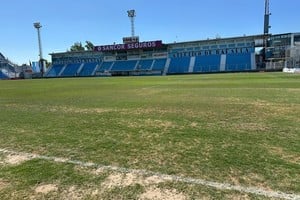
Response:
[127,10,136,37]
[263,0,271,35]
[262,0,271,69]
[33,22,44,76]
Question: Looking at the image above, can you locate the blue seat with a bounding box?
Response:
[61,63,82,76]
[194,55,221,72]
[98,62,113,72]
[137,59,153,70]
[0,71,9,79]
[225,53,251,71]
[168,57,190,73]
[46,64,65,77]
[152,59,167,71]
[111,60,137,71]
[79,62,98,76]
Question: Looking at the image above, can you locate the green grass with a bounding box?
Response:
[0,72,299,199]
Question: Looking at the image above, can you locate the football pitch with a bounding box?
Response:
[0,72,299,199]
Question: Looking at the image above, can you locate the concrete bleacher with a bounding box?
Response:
[45,52,254,78]
[137,59,153,70]
[111,60,137,71]
[60,63,82,77]
[152,59,167,71]
[0,52,17,79]
[0,53,5,61]
[168,57,190,73]
[225,53,252,71]
[79,62,98,76]
[194,55,221,72]
[0,71,9,79]
[46,64,65,77]
[98,61,113,72]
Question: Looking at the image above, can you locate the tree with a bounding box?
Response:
[85,41,94,51]
[70,42,85,52]
[69,41,95,51]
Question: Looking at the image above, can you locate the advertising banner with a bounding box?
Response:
[94,41,163,52]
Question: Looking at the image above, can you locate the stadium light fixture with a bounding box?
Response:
[264,0,271,35]
[127,9,136,37]
[33,22,44,76]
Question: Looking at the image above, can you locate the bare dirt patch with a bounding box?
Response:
[208,121,270,133]
[139,187,187,200]
[229,175,241,185]
[147,119,177,130]
[0,180,8,191]
[120,118,178,130]
[268,146,300,165]
[251,100,299,116]
[35,184,58,194]
[48,106,114,115]
[60,185,103,200]
[228,169,274,192]
[101,173,124,189]
[232,122,270,132]
[0,155,5,165]
[5,153,34,165]
[241,173,273,192]
[93,167,106,175]
[102,172,166,189]
[61,186,84,200]
[120,107,171,116]
[190,122,198,128]
[225,193,251,200]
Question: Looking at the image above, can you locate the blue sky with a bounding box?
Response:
[0,0,299,65]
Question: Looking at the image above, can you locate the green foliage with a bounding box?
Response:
[70,42,85,52]
[85,41,94,51]
[69,41,94,51]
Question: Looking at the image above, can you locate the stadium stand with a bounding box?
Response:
[111,60,137,71]
[46,64,65,77]
[79,62,98,76]
[0,52,18,79]
[194,55,221,72]
[97,61,113,72]
[168,57,190,73]
[0,53,6,61]
[47,33,300,77]
[60,63,82,77]
[137,59,153,71]
[225,53,252,71]
[152,59,167,71]
[0,70,9,79]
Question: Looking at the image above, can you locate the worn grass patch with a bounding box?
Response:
[0,180,9,191]
[267,146,300,165]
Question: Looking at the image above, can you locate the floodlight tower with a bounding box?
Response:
[33,22,44,76]
[262,0,271,67]
[127,9,136,37]
[264,0,271,35]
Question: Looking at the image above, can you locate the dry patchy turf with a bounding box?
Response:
[0,72,299,199]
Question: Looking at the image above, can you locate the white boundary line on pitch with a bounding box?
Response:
[0,148,299,200]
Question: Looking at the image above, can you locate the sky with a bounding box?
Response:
[0,0,299,65]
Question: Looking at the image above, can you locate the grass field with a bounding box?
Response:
[0,72,299,199]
